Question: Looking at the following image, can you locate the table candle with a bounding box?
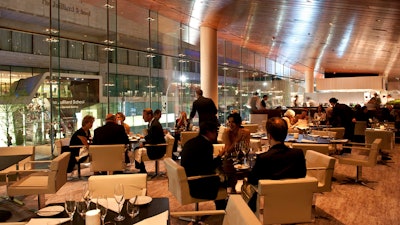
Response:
[85,209,100,225]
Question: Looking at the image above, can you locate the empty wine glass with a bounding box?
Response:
[82,183,92,209]
[65,194,76,224]
[126,200,140,218]
[114,183,125,221]
[97,196,108,225]
[76,201,88,219]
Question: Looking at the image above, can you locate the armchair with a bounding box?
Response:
[222,195,261,225]
[163,158,226,222]
[0,146,35,184]
[142,136,175,177]
[336,138,382,189]
[292,143,330,155]
[88,174,147,199]
[6,152,70,209]
[257,177,318,224]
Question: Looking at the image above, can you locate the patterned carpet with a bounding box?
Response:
[1,144,400,224]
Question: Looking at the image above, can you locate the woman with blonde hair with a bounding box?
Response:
[116,112,130,134]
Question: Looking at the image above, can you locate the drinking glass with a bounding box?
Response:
[113,183,125,221]
[126,200,140,218]
[97,196,108,225]
[82,183,92,209]
[65,194,76,224]
[76,201,88,219]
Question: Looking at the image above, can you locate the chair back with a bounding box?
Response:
[311,130,337,138]
[213,144,225,157]
[242,124,258,133]
[365,129,394,152]
[180,131,198,147]
[222,195,261,225]
[366,138,381,166]
[322,127,345,139]
[55,138,71,155]
[354,121,367,136]
[217,125,227,144]
[305,150,336,192]
[163,158,192,205]
[88,174,147,198]
[292,143,330,155]
[258,177,318,224]
[89,144,126,173]
[48,152,70,193]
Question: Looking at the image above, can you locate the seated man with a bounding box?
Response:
[134,108,166,173]
[245,117,306,212]
[180,121,227,210]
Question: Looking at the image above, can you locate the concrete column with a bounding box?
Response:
[200,26,218,106]
[305,68,314,93]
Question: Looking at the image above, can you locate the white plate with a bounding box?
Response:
[129,196,152,205]
[308,134,319,138]
[234,164,250,170]
[37,205,64,217]
[321,136,330,139]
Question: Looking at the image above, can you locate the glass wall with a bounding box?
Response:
[0,0,304,148]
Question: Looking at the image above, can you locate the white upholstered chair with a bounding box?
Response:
[222,195,261,225]
[88,174,147,199]
[142,136,175,177]
[89,144,126,175]
[6,152,70,209]
[305,150,336,193]
[242,124,259,133]
[257,177,318,224]
[163,158,226,219]
[322,127,345,139]
[292,143,330,155]
[336,138,382,189]
[180,131,199,147]
[212,144,225,157]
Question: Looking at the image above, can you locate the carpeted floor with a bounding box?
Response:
[1,144,400,224]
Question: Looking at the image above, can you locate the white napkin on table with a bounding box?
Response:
[133,210,168,225]
[25,218,70,225]
[93,198,122,213]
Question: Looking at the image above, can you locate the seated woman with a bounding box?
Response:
[173,111,190,157]
[68,115,94,175]
[314,104,327,125]
[223,113,251,156]
[116,112,130,134]
[222,113,250,193]
[282,109,297,133]
[292,109,309,130]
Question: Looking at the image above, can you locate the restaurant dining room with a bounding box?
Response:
[1,0,400,224]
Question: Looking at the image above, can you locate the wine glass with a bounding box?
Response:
[126,199,140,218]
[82,184,92,209]
[65,194,76,224]
[76,201,88,219]
[97,196,108,225]
[113,183,125,221]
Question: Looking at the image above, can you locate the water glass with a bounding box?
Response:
[65,194,76,223]
[76,201,88,219]
[113,184,125,221]
[96,196,108,225]
[126,200,140,218]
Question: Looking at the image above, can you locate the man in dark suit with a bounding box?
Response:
[189,89,218,125]
[134,108,166,173]
[180,121,227,210]
[329,97,355,140]
[92,114,129,145]
[246,117,306,211]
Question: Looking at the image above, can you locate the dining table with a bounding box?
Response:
[0,154,31,171]
[28,197,170,225]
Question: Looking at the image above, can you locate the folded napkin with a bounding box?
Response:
[26,218,70,225]
[134,210,169,225]
[93,198,122,213]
